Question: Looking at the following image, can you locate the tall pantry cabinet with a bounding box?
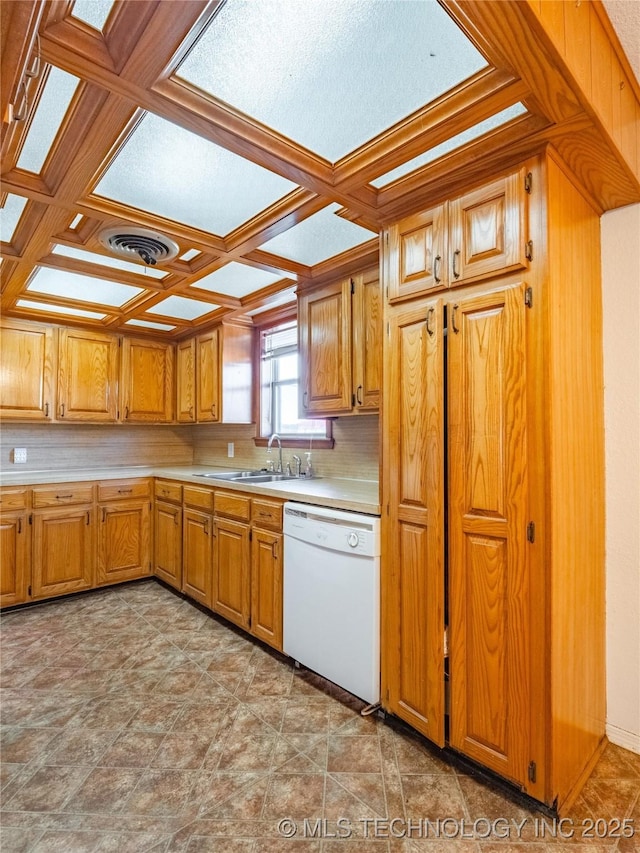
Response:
[380,150,605,812]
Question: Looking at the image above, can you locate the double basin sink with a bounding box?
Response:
[194,469,299,484]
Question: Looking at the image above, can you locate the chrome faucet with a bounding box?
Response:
[292,454,302,477]
[267,433,283,473]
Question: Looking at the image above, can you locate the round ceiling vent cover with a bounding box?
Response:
[98,226,179,266]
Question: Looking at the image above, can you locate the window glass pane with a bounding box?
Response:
[276,352,298,381]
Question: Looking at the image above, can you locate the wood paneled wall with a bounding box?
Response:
[0,425,194,473]
[191,417,380,482]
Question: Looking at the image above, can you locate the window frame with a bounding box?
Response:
[253,308,334,449]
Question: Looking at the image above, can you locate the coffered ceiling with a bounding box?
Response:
[0,0,637,339]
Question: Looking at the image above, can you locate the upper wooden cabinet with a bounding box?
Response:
[298,269,381,418]
[176,338,196,423]
[386,169,529,303]
[120,337,174,423]
[195,323,252,424]
[57,328,119,422]
[0,319,55,421]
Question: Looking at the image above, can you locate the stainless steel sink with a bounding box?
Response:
[193,470,298,482]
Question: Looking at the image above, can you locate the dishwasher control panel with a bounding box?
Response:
[284,503,380,558]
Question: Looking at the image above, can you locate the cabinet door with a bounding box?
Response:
[251,528,283,650]
[449,170,528,285]
[176,338,196,423]
[182,508,212,608]
[58,328,119,422]
[212,517,250,629]
[121,338,174,422]
[196,329,220,422]
[352,269,382,411]
[382,298,445,746]
[387,204,446,302]
[447,284,530,787]
[154,500,182,590]
[298,279,352,416]
[32,507,94,599]
[0,512,30,607]
[97,500,151,585]
[0,320,54,420]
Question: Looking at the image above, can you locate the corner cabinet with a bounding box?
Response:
[195,323,253,424]
[298,268,381,417]
[0,319,55,421]
[381,154,606,812]
[120,337,174,423]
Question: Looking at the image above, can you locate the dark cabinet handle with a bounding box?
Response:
[356,385,363,405]
[426,307,435,337]
[44,402,49,417]
[452,250,461,279]
[59,403,65,417]
[434,254,442,284]
[451,304,460,334]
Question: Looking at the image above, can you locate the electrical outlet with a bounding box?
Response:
[13,448,27,464]
[227,442,235,458]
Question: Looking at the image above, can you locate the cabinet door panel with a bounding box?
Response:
[213,518,250,629]
[382,299,445,746]
[182,509,212,608]
[352,269,382,411]
[388,205,446,301]
[251,528,282,650]
[0,321,54,420]
[32,508,94,598]
[448,284,530,786]
[154,501,182,590]
[97,501,151,585]
[196,329,220,422]
[449,171,528,284]
[298,279,352,415]
[121,339,174,422]
[0,513,29,606]
[58,329,119,422]
[176,338,196,423]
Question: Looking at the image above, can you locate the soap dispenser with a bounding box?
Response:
[304,451,314,479]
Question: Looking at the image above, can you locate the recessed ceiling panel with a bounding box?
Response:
[178,0,487,162]
[53,244,168,279]
[180,249,201,261]
[192,262,289,297]
[16,66,81,173]
[71,0,115,30]
[146,295,219,320]
[94,113,298,235]
[125,319,176,331]
[258,203,376,265]
[27,267,144,306]
[17,299,106,320]
[0,194,28,243]
[371,103,528,187]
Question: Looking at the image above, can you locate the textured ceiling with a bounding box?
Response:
[603,0,640,83]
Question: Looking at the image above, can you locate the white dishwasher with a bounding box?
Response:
[283,501,381,705]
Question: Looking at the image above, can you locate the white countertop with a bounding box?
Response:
[0,465,380,515]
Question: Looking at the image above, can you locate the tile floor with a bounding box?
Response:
[1,581,638,852]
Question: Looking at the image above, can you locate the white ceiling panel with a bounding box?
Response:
[146,295,220,320]
[17,299,107,320]
[71,0,115,31]
[94,112,298,235]
[192,262,289,297]
[371,103,528,188]
[0,194,28,243]
[178,0,487,162]
[258,203,376,265]
[125,318,176,331]
[27,267,144,306]
[16,66,81,174]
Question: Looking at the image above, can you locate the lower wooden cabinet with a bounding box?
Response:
[212,517,251,630]
[251,527,283,650]
[0,508,30,607]
[32,505,94,599]
[154,499,182,590]
[182,508,213,608]
[97,500,151,585]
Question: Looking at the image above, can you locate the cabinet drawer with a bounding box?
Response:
[32,483,94,508]
[98,479,151,502]
[0,488,29,511]
[154,479,183,504]
[252,498,283,531]
[214,490,251,522]
[183,485,214,511]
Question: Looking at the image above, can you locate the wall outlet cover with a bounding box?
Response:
[227,442,235,458]
[13,448,27,463]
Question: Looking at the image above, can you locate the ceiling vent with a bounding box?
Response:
[98,226,179,266]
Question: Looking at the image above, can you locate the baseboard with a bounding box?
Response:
[606,723,640,754]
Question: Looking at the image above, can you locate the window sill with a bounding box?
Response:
[254,436,334,450]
